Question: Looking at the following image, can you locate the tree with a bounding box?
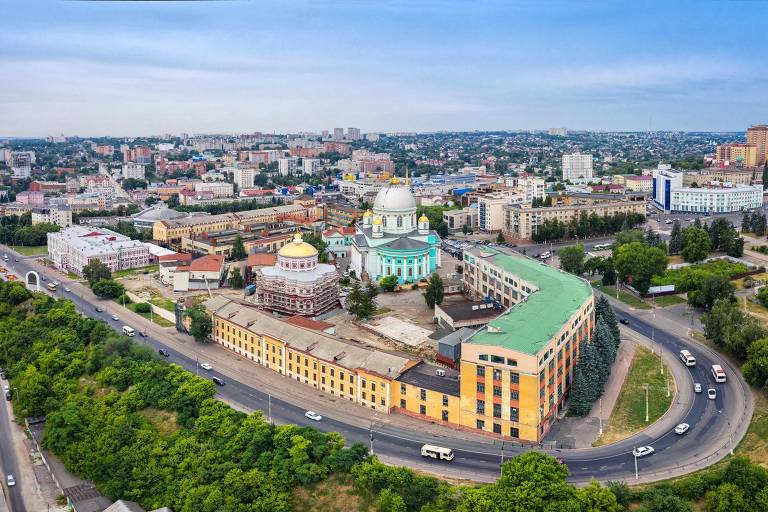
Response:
[559,244,585,275]
[687,275,735,310]
[375,488,407,512]
[741,211,751,233]
[568,363,592,416]
[681,227,710,262]
[641,487,693,512]
[167,193,180,208]
[576,481,623,512]
[705,483,750,512]
[186,304,212,343]
[423,273,444,309]
[614,229,645,248]
[228,267,244,289]
[496,233,505,243]
[231,235,247,260]
[462,224,470,235]
[91,279,124,299]
[614,242,667,296]
[134,302,151,314]
[743,337,768,389]
[302,233,329,263]
[347,282,377,320]
[379,275,399,292]
[668,220,683,255]
[83,259,112,287]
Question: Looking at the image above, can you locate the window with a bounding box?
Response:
[442,410,448,421]
[442,395,449,407]
[371,394,376,403]
[493,386,502,397]
[510,427,519,438]
[371,383,376,392]
[510,407,519,421]
[400,384,406,394]
[476,419,485,430]
[420,389,427,401]
[476,383,485,393]
[491,355,505,364]
[493,423,502,434]
[511,390,519,400]
[510,372,519,384]
[400,399,406,408]
[492,369,502,381]
[493,403,502,418]
[419,404,426,415]
[479,354,488,361]
[476,400,485,414]
[362,392,366,400]
[362,380,366,389]
[476,366,485,377]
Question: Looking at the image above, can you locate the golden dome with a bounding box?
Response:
[390,175,400,185]
[372,216,383,225]
[278,233,318,258]
[418,214,429,223]
[363,209,373,217]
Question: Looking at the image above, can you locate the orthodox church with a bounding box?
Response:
[349,175,441,283]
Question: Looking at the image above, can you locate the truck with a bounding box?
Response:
[244,284,257,296]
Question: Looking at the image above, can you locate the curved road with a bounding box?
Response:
[0,246,753,492]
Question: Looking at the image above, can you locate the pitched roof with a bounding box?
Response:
[284,315,334,331]
[322,227,356,237]
[379,237,430,250]
[159,252,193,263]
[176,254,224,273]
[247,253,277,267]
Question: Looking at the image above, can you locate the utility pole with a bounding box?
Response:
[369,422,374,455]
[666,373,670,398]
[268,393,272,424]
[645,384,649,423]
[500,441,505,475]
[634,451,639,480]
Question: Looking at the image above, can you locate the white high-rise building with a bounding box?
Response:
[548,127,568,136]
[561,153,593,183]
[11,151,33,178]
[122,163,146,180]
[232,167,255,189]
[333,128,344,141]
[347,127,361,141]
[303,159,321,176]
[278,157,299,176]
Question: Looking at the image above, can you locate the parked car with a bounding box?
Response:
[139,331,148,338]
[64,287,71,292]
[111,314,119,321]
[619,318,629,325]
[305,411,323,421]
[4,391,11,401]
[95,306,104,313]
[632,446,655,457]
[6,474,14,487]
[200,363,213,371]
[694,383,702,393]
[708,388,717,400]
[13,258,18,262]
[0,372,5,380]
[158,349,170,357]
[674,423,690,435]
[212,376,225,386]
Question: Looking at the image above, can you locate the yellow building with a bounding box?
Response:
[714,143,758,168]
[460,248,594,441]
[747,124,768,166]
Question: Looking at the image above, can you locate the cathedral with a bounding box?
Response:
[350,176,441,283]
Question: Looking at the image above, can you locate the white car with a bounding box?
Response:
[694,383,702,393]
[674,423,690,435]
[2,385,8,392]
[6,474,14,487]
[200,363,213,371]
[632,446,655,458]
[305,411,323,421]
[111,314,119,321]
[708,388,717,400]
[64,287,71,292]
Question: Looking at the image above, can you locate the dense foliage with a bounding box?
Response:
[651,260,748,292]
[0,212,59,246]
[347,281,378,320]
[559,244,586,274]
[613,242,667,296]
[569,297,621,416]
[531,211,644,243]
[423,273,445,309]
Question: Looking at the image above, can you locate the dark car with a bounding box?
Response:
[95,306,104,313]
[212,376,226,386]
[619,318,629,325]
[139,331,148,338]
[4,391,11,401]
[158,349,170,357]
[13,258,18,262]
[41,276,47,281]
[0,372,6,380]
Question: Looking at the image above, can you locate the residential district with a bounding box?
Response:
[1,125,768,511]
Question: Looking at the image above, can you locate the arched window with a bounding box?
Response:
[397,216,403,227]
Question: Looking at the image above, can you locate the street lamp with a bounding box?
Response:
[598,398,603,435]
[644,384,649,423]
[634,450,639,480]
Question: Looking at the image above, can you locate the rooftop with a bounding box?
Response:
[465,247,593,356]
[284,315,335,332]
[436,299,504,323]
[395,361,460,396]
[176,254,224,273]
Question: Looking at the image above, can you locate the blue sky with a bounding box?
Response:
[2,1,766,136]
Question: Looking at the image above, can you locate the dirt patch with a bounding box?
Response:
[293,474,370,512]
[138,408,180,437]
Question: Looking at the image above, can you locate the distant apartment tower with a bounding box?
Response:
[11,151,33,178]
[233,167,255,189]
[122,163,146,180]
[714,143,758,168]
[303,158,321,176]
[347,127,361,141]
[278,157,299,176]
[123,145,153,165]
[747,124,768,166]
[548,127,568,136]
[562,153,593,183]
[333,127,345,141]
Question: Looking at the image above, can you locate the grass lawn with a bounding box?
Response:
[125,303,175,327]
[150,297,177,313]
[113,264,159,279]
[293,474,372,512]
[594,284,651,310]
[9,245,48,256]
[594,345,673,446]
[653,295,687,307]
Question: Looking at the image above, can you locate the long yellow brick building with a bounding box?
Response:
[205,246,593,442]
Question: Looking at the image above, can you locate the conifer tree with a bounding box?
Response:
[569,364,592,416]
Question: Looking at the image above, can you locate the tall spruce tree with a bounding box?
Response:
[595,317,617,368]
[569,364,592,416]
[668,220,683,255]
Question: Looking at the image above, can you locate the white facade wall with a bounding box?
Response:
[122,163,146,180]
[670,186,763,213]
[278,157,298,176]
[562,153,593,183]
[233,167,255,189]
[194,181,234,197]
[303,159,321,176]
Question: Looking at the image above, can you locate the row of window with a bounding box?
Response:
[475,419,520,437]
[476,366,520,383]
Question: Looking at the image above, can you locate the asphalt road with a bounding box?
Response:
[0,247,751,486]
[0,385,24,512]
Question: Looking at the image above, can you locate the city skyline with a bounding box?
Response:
[3,0,767,136]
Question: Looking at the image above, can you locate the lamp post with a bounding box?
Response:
[369,421,374,455]
[634,450,639,480]
[598,397,603,435]
[645,384,649,423]
[268,393,272,425]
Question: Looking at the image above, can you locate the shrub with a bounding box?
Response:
[134,302,151,314]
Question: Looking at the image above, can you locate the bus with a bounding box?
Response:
[678,350,696,367]
[46,282,58,292]
[122,326,135,337]
[593,243,612,251]
[420,444,455,461]
[711,364,726,383]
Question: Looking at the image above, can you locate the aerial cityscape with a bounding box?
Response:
[1,1,768,512]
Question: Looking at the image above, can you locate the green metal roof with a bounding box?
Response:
[465,248,593,356]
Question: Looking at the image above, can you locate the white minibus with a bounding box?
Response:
[421,444,455,461]
[122,326,135,337]
[679,350,696,367]
[711,364,726,383]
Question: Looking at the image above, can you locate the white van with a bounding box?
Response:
[122,326,135,337]
[679,350,696,367]
[711,364,726,383]
[421,444,454,461]
[539,251,551,260]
